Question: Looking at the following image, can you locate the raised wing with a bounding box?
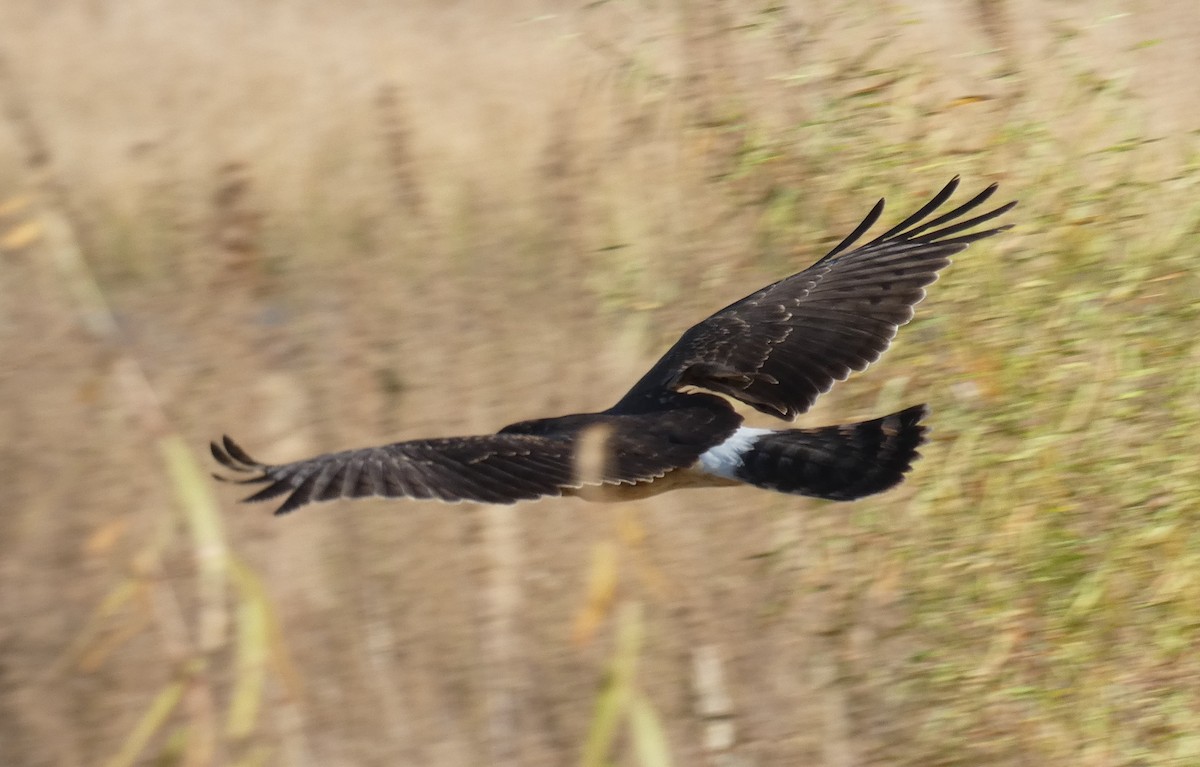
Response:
[616,177,1016,419]
[212,400,740,514]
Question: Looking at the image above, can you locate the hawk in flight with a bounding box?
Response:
[213,178,1014,514]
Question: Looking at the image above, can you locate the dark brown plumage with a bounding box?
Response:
[213,398,740,514]
[213,177,1015,514]
[617,178,1014,418]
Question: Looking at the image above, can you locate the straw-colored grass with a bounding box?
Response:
[2,1,1198,765]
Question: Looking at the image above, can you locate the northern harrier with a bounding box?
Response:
[213,178,1014,514]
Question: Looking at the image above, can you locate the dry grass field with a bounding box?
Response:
[2,2,1199,765]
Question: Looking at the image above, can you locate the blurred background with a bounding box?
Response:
[2,1,1198,765]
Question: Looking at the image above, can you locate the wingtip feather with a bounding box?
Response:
[220,435,260,466]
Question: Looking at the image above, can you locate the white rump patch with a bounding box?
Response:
[697,427,775,481]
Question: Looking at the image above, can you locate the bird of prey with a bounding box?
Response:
[213,177,1014,514]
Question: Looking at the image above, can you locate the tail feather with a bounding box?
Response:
[735,404,928,500]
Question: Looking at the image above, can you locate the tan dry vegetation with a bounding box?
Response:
[1,1,1199,766]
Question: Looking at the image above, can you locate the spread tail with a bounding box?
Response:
[733,404,929,500]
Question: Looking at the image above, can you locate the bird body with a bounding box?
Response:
[213,178,1015,514]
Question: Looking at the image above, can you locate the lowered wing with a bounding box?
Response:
[212,433,585,513]
[212,400,740,514]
